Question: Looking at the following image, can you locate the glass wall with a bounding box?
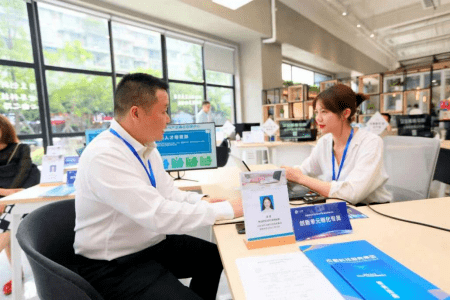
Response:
[282,63,332,86]
[0,0,236,162]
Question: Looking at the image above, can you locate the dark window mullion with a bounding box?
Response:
[168,79,205,86]
[201,46,207,102]
[28,1,51,149]
[44,65,113,77]
[52,132,86,138]
[0,59,35,68]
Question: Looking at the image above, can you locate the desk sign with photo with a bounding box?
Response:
[290,202,352,241]
[40,155,65,184]
[240,169,296,249]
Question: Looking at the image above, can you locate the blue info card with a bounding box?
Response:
[332,259,437,300]
[290,202,352,241]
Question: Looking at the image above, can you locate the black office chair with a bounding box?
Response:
[216,138,231,167]
[16,199,104,300]
[433,148,450,185]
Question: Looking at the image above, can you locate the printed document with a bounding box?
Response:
[236,252,344,300]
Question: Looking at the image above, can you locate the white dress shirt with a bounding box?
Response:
[74,119,234,260]
[296,129,392,205]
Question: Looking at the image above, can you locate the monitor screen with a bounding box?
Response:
[156,122,217,172]
[234,123,260,137]
[396,114,432,137]
[279,119,312,139]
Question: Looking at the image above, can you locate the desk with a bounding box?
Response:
[213,198,450,299]
[0,184,75,300]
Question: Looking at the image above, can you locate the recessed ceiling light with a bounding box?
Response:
[342,12,347,16]
[357,24,361,28]
[212,0,253,10]
[370,33,375,38]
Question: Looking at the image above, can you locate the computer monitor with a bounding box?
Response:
[233,123,260,138]
[396,114,432,137]
[279,120,317,141]
[156,122,218,174]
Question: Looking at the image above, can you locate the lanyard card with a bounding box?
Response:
[291,202,352,241]
[240,169,296,250]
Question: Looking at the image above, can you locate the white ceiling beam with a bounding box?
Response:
[394,33,450,49]
[367,2,450,31]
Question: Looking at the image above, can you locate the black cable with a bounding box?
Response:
[326,197,450,233]
[365,203,450,233]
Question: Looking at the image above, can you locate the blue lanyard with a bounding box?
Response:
[332,128,354,181]
[109,128,156,188]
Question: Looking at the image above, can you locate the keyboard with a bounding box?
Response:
[287,181,326,203]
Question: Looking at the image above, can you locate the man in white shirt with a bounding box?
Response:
[73,73,243,300]
[196,101,213,123]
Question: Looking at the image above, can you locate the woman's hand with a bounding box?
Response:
[281,166,303,183]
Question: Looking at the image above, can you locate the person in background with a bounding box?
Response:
[282,84,392,206]
[381,113,394,136]
[196,100,213,123]
[0,115,37,295]
[74,73,243,300]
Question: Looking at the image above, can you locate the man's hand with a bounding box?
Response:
[202,196,226,203]
[281,166,303,183]
[0,188,24,197]
[228,198,243,218]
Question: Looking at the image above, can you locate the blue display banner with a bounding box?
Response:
[157,130,212,156]
[66,170,77,186]
[290,202,352,241]
[64,156,79,166]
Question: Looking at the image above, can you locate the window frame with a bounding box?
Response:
[0,0,237,155]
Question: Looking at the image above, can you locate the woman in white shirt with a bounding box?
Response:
[283,84,392,205]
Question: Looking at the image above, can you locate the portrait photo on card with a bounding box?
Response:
[260,195,275,212]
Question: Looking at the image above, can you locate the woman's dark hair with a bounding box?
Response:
[313,84,369,122]
[261,197,274,210]
[381,113,391,123]
[0,114,19,144]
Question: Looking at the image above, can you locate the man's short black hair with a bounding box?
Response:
[114,73,169,119]
[202,101,210,106]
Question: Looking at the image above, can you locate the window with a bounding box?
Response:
[169,82,204,124]
[0,66,40,134]
[292,67,314,86]
[46,71,113,133]
[112,22,162,77]
[166,38,203,82]
[282,63,332,86]
[282,63,291,81]
[206,70,233,86]
[207,86,233,126]
[0,0,33,63]
[38,3,111,72]
[1,0,237,160]
[314,73,332,85]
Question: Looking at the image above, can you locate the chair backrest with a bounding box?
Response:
[433,148,450,185]
[16,199,104,300]
[383,136,440,202]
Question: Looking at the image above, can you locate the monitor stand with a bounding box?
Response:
[170,171,198,182]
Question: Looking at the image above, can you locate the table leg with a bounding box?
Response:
[11,213,23,300]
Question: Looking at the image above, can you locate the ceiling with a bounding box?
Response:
[293,0,450,63]
[89,0,450,73]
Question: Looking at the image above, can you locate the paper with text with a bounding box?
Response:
[236,252,345,300]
